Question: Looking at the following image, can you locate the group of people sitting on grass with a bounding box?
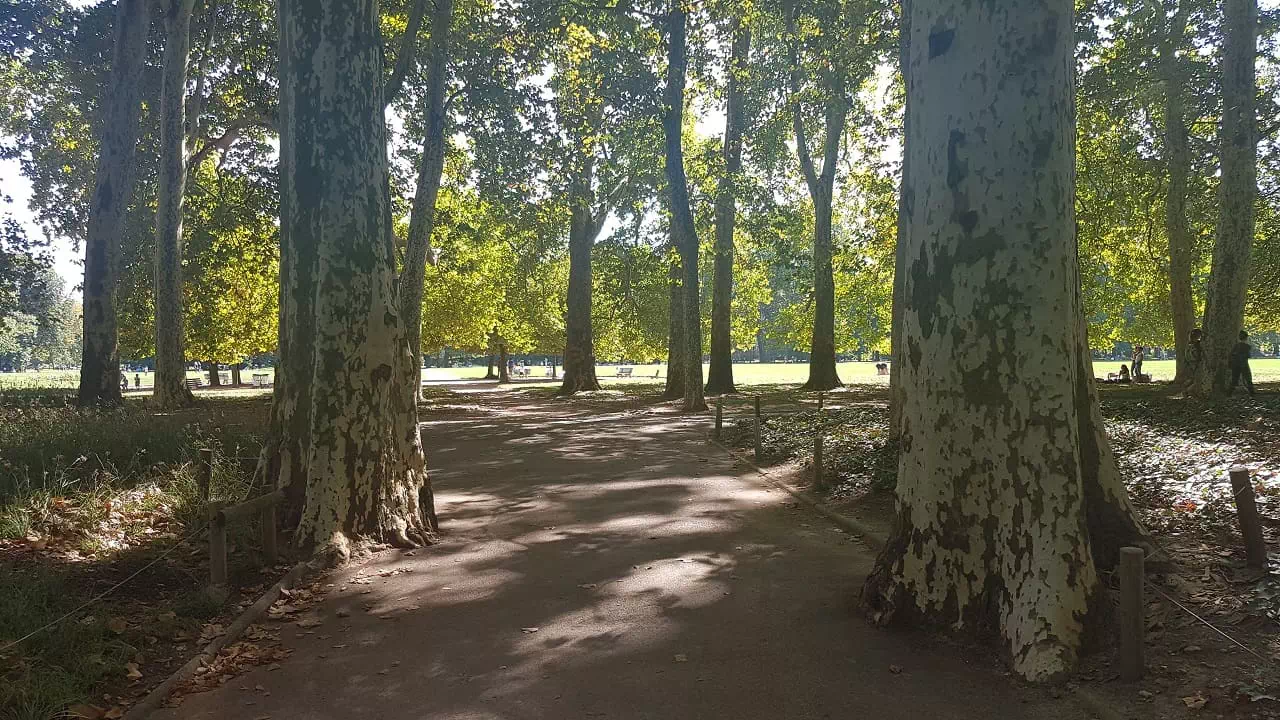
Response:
[1100,328,1255,396]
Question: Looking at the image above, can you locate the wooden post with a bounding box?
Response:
[1230,467,1268,568]
[1119,546,1144,681]
[209,502,228,588]
[754,396,763,461]
[817,392,824,411]
[261,506,278,565]
[714,397,723,440]
[813,426,824,490]
[197,448,213,503]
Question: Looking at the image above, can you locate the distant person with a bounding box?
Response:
[1131,346,1144,379]
[120,373,129,392]
[1118,364,1131,383]
[1228,330,1255,397]
[134,374,140,390]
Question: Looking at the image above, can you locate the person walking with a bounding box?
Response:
[1228,330,1256,397]
[1131,345,1144,380]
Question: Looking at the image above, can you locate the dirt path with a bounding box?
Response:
[156,386,1086,719]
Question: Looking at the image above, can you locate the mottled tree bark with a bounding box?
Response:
[231,362,242,386]
[863,0,1112,680]
[1161,0,1195,385]
[559,155,606,395]
[273,0,433,559]
[205,361,221,387]
[78,0,149,407]
[706,20,750,397]
[663,2,706,412]
[786,5,844,392]
[664,255,685,400]
[400,0,454,395]
[1194,0,1256,396]
[152,0,199,410]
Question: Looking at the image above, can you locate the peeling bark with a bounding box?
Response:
[706,20,749,397]
[78,0,149,407]
[663,2,706,412]
[1193,0,1257,396]
[863,0,1105,680]
[152,0,199,410]
[888,0,910,432]
[271,0,433,560]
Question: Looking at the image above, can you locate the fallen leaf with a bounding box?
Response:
[521,627,539,634]
[888,665,903,675]
[296,618,323,629]
[674,654,688,663]
[125,662,143,681]
[104,708,125,719]
[1182,693,1208,710]
[107,617,128,634]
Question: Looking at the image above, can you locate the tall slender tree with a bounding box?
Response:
[77,0,149,406]
[706,17,750,396]
[152,0,200,409]
[863,0,1151,679]
[1195,0,1257,395]
[663,0,706,412]
[1160,0,1195,385]
[664,250,685,399]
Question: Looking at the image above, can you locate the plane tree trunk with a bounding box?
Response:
[862,0,1148,680]
[268,0,433,560]
[663,1,706,412]
[78,0,149,407]
[560,155,606,395]
[1161,0,1195,385]
[706,20,750,397]
[664,255,685,400]
[152,0,199,410]
[1193,0,1256,396]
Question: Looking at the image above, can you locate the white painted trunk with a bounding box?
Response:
[865,0,1100,681]
[152,0,199,410]
[277,0,431,559]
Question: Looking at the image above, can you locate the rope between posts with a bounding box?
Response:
[1143,579,1276,666]
[0,522,210,656]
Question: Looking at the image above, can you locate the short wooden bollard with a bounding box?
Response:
[813,428,824,489]
[754,396,763,461]
[1230,466,1268,568]
[208,501,228,588]
[197,448,213,503]
[714,397,723,440]
[1119,546,1145,681]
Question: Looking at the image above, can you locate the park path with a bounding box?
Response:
[156,385,1084,720]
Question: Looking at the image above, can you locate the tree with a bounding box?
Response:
[77,0,148,406]
[1195,0,1257,395]
[863,0,1150,680]
[663,249,685,398]
[663,0,706,412]
[706,15,750,395]
[1160,0,1196,384]
[0,205,47,330]
[267,0,433,558]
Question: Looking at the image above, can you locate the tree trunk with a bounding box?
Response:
[559,156,604,395]
[272,0,432,559]
[485,353,496,379]
[498,342,510,383]
[863,0,1106,680]
[663,2,706,413]
[786,4,845,392]
[706,21,750,397]
[1162,1,1195,386]
[152,0,199,410]
[1193,0,1257,396]
[399,0,454,397]
[232,362,242,386]
[78,0,149,407]
[888,0,911,431]
[664,255,685,400]
[206,360,220,387]
[805,189,841,390]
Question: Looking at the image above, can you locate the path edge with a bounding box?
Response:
[707,434,1124,720]
[125,561,310,720]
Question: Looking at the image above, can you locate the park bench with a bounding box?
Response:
[616,366,633,378]
[184,377,202,390]
[512,366,530,378]
[252,373,270,387]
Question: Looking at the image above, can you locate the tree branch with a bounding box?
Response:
[785,1,819,196]
[384,0,429,107]
[187,115,271,168]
